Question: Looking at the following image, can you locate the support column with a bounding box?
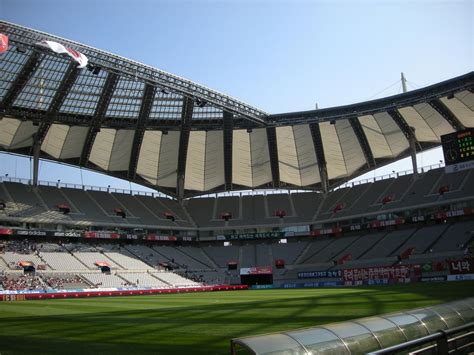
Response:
[223,111,233,191]
[176,97,194,201]
[309,123,329,193]
[409,127,418,179]
[266,127,280,188]
[32,135,40,186]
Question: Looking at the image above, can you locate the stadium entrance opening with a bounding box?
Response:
[239,267,273,286]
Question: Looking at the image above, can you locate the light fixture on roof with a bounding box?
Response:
[160,88,169,95]
[246,128,253,133]
[330,119,336,125]
[446,94,455,100]
[161,130,168,135]
[87,64,101,75]
[16,45,27,54]
[195,98,207,108]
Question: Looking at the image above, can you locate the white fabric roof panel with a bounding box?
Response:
[89,128,116,171]
[89,128,134,171]
[108,129,134,171]
[41,124,69,159]
[276,126,300,186]
[293,125,321,186]
[232,128,272,187]
[136,130,162,185]
[0,117,23,148]
[397,107,438,143]
[0,118,38,150]
[185,131,206,191]
[156,131,180,188]
[136,130,180,188]
[373,112,409,157]
[276,125,320,186]
[203,130,225,190]
[250,128,272,187]
[334,119,366,176]
[440,96,474,128]
[454,90,474,111]
[358,115,393,159]
[319,122,346,180]
[413,102,455,138]
[184,131,224,191]
[59,126,89,159]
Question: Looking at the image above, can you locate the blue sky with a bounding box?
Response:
[1,0,473,192]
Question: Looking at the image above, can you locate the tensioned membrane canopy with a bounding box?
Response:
[0,21,473,197]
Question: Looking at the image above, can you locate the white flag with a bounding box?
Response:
[37,40,88,69]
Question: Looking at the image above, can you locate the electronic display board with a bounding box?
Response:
[441,128,474,173]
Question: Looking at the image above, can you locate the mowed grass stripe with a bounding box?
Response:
[0,282,473,355]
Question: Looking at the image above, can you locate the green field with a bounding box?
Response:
[0,282,473,355]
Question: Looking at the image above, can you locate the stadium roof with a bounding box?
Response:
[0,21,473,198]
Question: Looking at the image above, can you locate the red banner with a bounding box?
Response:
[435,208,473,220]
[94,261,110,267]
[19,261,34,267]
[145,234,177,241]
[0,228,13,235]
[449,258,473,275]
[343,264,421,282]
[84,231,120,239]
[0,34,8,54]
[369,218,405,229]
[311,227,342,237]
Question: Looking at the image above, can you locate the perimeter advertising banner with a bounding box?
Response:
[240,266,273,275]
[368,218,405,229]
[84,231,120,239]
[343,264,421,284]
[297,270,342,279]
[225,232,285,240]
[434,208,474,220]
[145,234,178,242]
[310,227,342,237]
[448,258,473,275]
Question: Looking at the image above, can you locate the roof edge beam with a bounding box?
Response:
[429,99,465,131]
[223,111,233,191]
[79,72,119,166]
[1,51,42,110]
[176,97,194,200]
[34,63,80,146]
[128,83,156,179]
[309,122,328,193]
[387,109,420,149]
[266,127,280,188]
[349,117,376,168]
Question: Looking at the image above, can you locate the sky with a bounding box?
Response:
[0,0,473,193]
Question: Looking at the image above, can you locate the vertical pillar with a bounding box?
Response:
[409,127,418,179]
[32,135,40,187]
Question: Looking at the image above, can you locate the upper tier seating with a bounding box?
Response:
[1,167,473,229]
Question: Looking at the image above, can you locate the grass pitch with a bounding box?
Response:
[0,282,473,354]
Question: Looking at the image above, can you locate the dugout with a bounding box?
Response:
[239,267,273,286]
[231,297,474,354]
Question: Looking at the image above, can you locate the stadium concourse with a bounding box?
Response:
[0,21,473,299]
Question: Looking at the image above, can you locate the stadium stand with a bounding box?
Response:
[0,21,473,300]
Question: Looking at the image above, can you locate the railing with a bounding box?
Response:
[193,162,446,198]
[367,322,473,355]
[0,161,446,200]
[337,162,445,190]
[0,175,172,199]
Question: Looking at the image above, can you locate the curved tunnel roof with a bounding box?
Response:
[0,21,473,198]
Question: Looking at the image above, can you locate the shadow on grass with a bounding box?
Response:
[0,282,472,355]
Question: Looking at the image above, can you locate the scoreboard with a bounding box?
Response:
[441,129,474,173]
